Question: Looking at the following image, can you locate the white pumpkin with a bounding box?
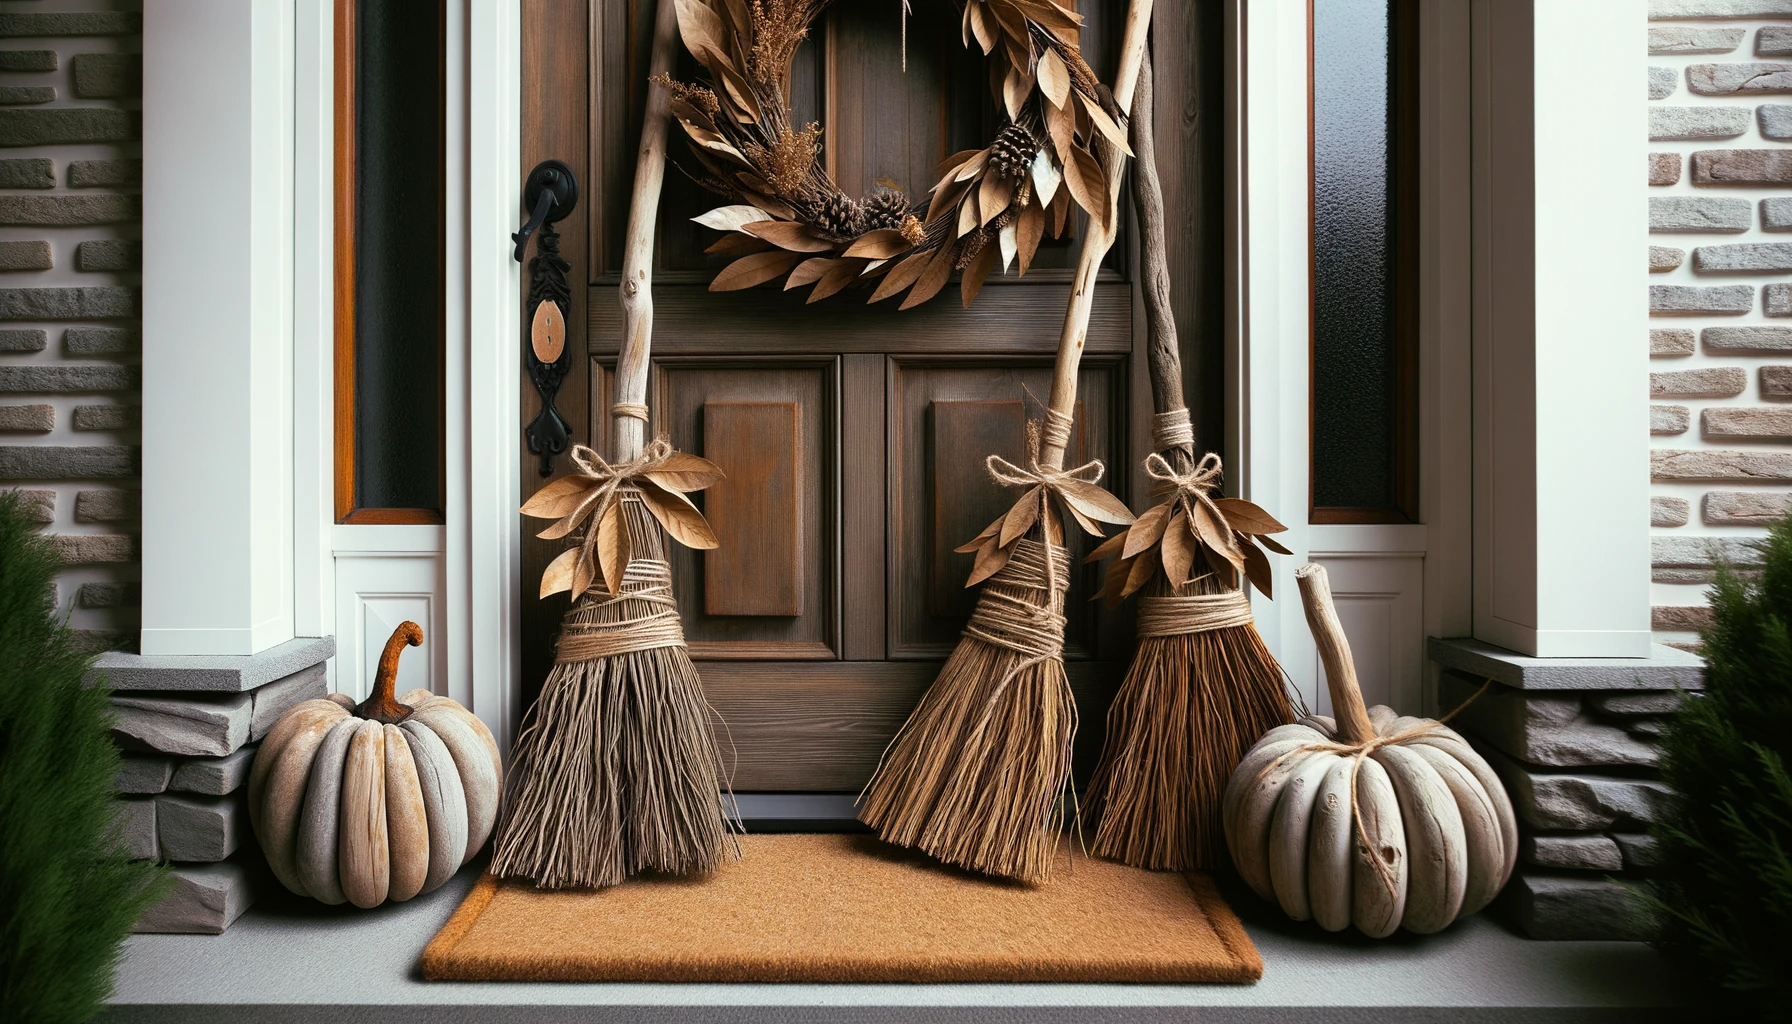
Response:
[248,622,502,907]
[1222,564,1517,936]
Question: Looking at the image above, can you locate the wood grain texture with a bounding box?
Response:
[841,354,887,660]
[519,0,592,709]
[656,360,835,656]
[588,283,1133,356]
[700,660,1125,792]
[701,402,802,617]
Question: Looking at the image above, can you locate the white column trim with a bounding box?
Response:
[141,0,296,656]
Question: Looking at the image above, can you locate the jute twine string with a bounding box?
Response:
[1151,407,1194,454]
[1137,589,1254,638]
[562,438,676,526]
[983,426,1106,609]
[1249,679,1494,902]
[554,556,685,663]
[611,402,650,423]
[962,539,1070,672]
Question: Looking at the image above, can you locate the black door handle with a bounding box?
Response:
[512,159,579,263]
[520,160,579,474]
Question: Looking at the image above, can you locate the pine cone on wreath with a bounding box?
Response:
[814,192,867,240]
[863,188,912,231]
[989,122,1039,181]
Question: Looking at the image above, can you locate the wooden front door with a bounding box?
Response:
[520,0,1222,794]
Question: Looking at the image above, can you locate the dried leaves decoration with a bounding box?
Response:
[954,421,1135,587]
[1085,452,1289,607]
[660,0,1122,307]
[522,440,724,602]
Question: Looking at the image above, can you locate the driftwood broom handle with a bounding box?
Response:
[1128,51,1193,474]
[1039,0,1155,472]
[612,0,682,462]
[1294,563,1377,745]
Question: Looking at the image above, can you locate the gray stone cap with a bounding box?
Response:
[1428,637,1704,691]
[88,637,335,693]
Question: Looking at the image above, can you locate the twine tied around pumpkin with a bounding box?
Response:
[1249,679,1495,904]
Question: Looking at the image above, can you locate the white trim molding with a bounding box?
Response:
[141,0,296,657]
[1470,0,1650,657]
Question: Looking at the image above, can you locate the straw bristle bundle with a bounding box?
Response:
[492,501,735,889]
[1081,580,1294,872]
[858,551,1076,884]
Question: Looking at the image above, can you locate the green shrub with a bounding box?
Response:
[1650,514,1792,1019]
[0,490,166,1023]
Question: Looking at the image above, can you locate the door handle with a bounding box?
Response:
[520,160,579,475]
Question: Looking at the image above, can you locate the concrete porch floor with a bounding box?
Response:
[100,854,1691,1024]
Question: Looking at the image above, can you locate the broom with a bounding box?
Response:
[491,0,736,889]
[1078,50,1298,873]
[857,0,1156,884]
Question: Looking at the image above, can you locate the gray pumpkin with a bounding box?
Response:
[248,622,502,907]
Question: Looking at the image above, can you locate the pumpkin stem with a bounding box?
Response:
[1294,563,1377,745]
[358,621,424,724]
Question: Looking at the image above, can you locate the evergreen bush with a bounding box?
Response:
[1650,514,1792,1018]
[0,490,166,1023]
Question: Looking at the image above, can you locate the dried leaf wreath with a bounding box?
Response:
[522,441,725,601]
[1086,452,1291,606]
[661,0,1129,308]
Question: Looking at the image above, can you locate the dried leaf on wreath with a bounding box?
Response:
[899,240,958,309]
[1240,535,1274,599]
[953,149,991,184]
[1212,496,1289,535]
[744,220,836,252]
[710,250,803,291]
[1162,509,1195,585]
[1003,34,1033,76]
[736,180,799,220]
[521,474,595,519]
[937,148,984,178]
[712,60,762,124]
[1057,480,1136,526]
[1259,533,1294,556]
[1016,192,1046,275]
[956,191,980,238]
[637,479,720,550]
[539,546,579,599]
[1050,183,1072,237]
[1062,144,1108,232]
[870,249,934,303]
[1046,92,1077,161]
[967,533,1018,587]
[597,499,629,596]
[642,451,724,493]
[960,239,998,307]
[704,233,774,259]
[843,228,914,260]
[693,205,772,233]
[808,258,866,303]
[968,0,997,54]
[1078,91,1134,157]
[1000,486,1043,546]
[1003,65,1034,120]
[785,257,836,290]
[674,0,727,70]
[998,219,1018,272]
[988,0,1029,44]
[696,136,753,165]
[1037,48,1071,107]
[1031,148,1063,206]
[979,173,1013,226]
[1015,0,1084,36]
[925,175,973,226]
[1122,501,1171,559]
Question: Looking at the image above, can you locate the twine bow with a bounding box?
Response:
[522,438,723,601]
[1145,449,1224,523]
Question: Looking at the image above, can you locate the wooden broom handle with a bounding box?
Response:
[613,0,681,461]
[1039,0,1155,472]
[1128,50,1192,473]
[1294,563,1377,745]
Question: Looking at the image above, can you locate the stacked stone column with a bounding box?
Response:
[100,638,334,933]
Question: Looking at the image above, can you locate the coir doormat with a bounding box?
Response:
[420,833,1262,983]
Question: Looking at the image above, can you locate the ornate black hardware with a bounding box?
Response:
[519,160,578,475]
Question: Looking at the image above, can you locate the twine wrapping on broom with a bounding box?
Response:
[554,556,684,662]
[1135,590,1255,637]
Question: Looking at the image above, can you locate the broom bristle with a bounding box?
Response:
[1082,580,1293,872]
[859,540,1074,884]
[492,498,734,889]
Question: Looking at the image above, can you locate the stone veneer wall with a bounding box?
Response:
[1649,2,1792,645]
[0,3,141,653]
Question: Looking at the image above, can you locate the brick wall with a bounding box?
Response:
[0,4,140,652]
[1648,3,1792,648]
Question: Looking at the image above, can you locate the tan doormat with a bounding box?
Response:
[420,833,1262,983]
